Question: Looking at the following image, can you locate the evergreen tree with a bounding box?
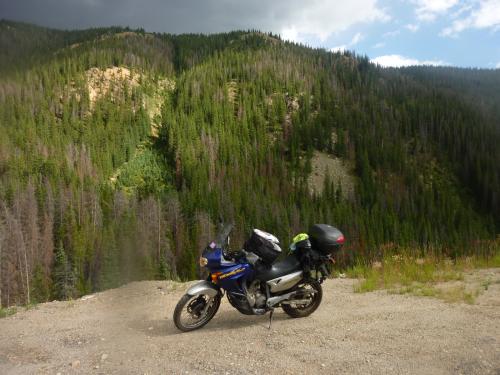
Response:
[52,241,76,300]
[0,21,498,306]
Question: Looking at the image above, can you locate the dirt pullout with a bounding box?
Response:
[1,269,499,375]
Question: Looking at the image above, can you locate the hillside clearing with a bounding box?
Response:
[308,151,355,199]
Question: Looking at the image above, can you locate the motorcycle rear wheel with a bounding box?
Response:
[282,280,322,318]
[173,293,221,332]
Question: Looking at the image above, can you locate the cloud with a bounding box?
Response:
[372,42,385,48]
[441,0,500,36]
[278,1,388,43]
[330,32,364,53]
[371,54,448,67]
[281,27,304,44]
[406,23,420,32]
[383,30,401,38]
[496,62,500,68]
[413,0,459,21]
[331,45,348,53]
[451,3,474,18]
[0,0,389,43]
[351,32,364,45]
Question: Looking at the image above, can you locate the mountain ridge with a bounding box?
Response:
[0,20,498,307]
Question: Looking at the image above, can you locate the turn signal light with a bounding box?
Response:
[199,257,208,267]
[211,272,222,283]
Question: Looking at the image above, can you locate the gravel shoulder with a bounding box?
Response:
[1,269,499,375]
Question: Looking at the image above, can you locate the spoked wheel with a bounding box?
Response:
[282,280,323,318]
[173,293,221,332]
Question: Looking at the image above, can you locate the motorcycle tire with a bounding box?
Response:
[282,280,322,318]
[173,293,221,332]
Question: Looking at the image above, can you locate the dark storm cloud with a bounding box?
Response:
[0,0,387,42]
[1,0,287,33]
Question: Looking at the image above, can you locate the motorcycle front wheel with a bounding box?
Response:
[173,293,221,332]
[282,280,323,318]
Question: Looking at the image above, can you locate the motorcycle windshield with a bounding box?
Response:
[214,223,233,248]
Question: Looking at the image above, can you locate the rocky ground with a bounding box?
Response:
[1,269,499,375]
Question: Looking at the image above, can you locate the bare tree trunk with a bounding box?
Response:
[0,221,3,307]
[10,194,31,305]
[157,198,161,264]
[16,218,30,305]
[6,272,9,307]
[93,197,97,234]
[16,249,24,304]
[78,183,83,226]
[1,205,13,307]
[24,182,38,284]
[23,243,30,305]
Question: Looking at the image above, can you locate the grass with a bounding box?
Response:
[347,256,465,292]
[0,306,17,318]
[0,302,39,318]
[388,284,479,304]
[481,278,492,291]
[347,247,500,304]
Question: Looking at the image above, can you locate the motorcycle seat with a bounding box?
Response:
[255,254,302,282]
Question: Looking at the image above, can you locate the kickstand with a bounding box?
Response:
[268,308,274,330]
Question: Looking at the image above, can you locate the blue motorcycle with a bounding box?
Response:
[173,223,345,332]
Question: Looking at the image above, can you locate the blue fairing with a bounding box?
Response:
[203,247,253,293]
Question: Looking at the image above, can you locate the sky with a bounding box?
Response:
[1,0,499,68]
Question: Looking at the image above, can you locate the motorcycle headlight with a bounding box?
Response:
[199,257,208,267]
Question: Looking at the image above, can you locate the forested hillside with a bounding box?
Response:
[0,20,498,307]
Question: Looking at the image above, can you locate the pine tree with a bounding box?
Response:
[52,241,76,300]
[31,264,50,303]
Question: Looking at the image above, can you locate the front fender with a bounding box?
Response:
[186,280,220,297]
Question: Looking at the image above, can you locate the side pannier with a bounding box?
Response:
[244,229,282,264]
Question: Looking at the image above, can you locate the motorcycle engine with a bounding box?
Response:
[246,280,266,308]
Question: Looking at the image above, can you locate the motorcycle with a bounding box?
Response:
[173,223,345,332]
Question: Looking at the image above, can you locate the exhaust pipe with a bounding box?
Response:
[266,289,317,308]
[266,291,297,308]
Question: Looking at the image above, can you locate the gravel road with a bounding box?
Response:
[1,269,499,375]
